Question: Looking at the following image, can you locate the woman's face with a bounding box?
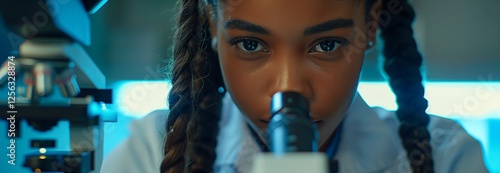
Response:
[210,0,375,148]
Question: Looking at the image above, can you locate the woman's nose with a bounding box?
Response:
[267,54,312,99]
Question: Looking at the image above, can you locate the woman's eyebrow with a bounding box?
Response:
[303,19,354,36]
[224,20,270,35]
[223,18,354,36]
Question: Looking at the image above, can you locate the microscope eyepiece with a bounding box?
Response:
[270,92,309,118]
[267,91,318,154]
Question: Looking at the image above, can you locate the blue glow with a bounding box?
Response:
[111,80,500,171]
[113,81,500,119]
[358,82,500,119]
[113,80,171,118]
[357,81,500,172]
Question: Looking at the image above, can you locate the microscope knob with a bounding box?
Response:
[33,63,54,96]
[57,68,81,97]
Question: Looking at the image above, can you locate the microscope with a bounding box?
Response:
[0,0,115,172]
[251,92,330,173]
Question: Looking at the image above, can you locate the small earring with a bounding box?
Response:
[211,38,218,51]
[367,40,375,49]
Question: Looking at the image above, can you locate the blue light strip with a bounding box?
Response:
[358,82,500,119]
[113,81,500,119]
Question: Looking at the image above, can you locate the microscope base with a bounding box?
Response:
[24,150,94,173]
[251,153,328,173]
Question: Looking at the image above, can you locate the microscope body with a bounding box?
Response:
[250,92,329,173]
[0,0,114,173]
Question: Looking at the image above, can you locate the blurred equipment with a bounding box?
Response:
[0,0,115,173]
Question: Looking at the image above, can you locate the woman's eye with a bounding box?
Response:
[235,39,267,52]
[311,40,341,53]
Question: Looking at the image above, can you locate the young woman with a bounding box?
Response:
[101,0,489,172]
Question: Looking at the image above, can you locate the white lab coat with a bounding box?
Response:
[100,93,489,173]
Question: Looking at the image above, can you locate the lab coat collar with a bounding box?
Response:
[336,93,406,172]
[215,93,263,172]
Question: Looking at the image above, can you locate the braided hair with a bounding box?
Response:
[160,0,224,172]
[161,0,434,172]
[378,0,434,172]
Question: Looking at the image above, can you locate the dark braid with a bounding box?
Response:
[161,0,200,172]
[185,1,225,172]
[379,0,434,172]
[161,0,225,172]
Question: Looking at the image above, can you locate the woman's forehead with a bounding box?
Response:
[214,0,365,31]
[214,0,364,18]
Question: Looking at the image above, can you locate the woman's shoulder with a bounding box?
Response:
[371,107,489,172]
[126,109,169,146]
[134,109,169,137]
[372,106,469,136]
[372,106,478,143]
[100,109,169,173]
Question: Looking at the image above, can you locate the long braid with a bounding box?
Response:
[161,0,201,172]
[162,0,225,172]
[379,0,434,172]
[186,1,225,172]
